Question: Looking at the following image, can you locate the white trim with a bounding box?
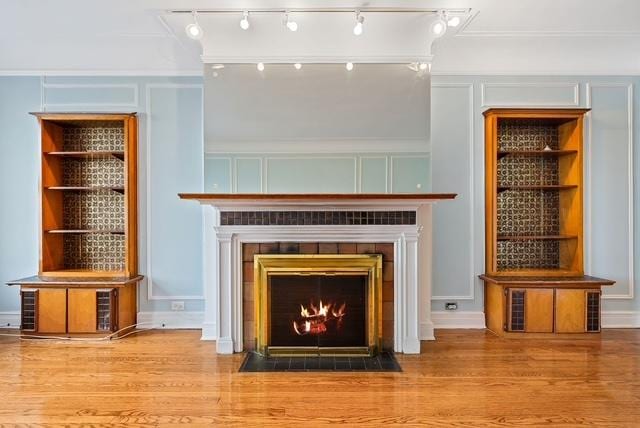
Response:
[601,311,640,328]
[137,311,204,329]
[430,311,486,329]
[431,83,476,301]
[201,55,434,64]
[389,154,431,193]
[480,82,580,107]
[358,156,389,194]
[0,69,204,77]
[264,155,358,194]
[233,157,263,193]
[0,312,21,329]
[586,83,635,300]
[204,139,430,154]
[432,71,640,77]
[42,83,139,109]
[203,156,233,192]
[145,83,205,301]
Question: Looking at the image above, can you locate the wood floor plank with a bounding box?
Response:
[0,329,638,426]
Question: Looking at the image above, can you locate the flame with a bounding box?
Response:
[292,299,346,336]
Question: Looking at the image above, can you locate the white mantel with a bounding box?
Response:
[180,193,456,354]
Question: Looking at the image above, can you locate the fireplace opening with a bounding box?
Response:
[269,274,368,349]
[254,254,382,357]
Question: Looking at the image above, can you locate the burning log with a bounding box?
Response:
[292,300,346,336]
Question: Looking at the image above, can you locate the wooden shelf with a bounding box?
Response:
[497,149,578,159]
[497,184,578,192]
[45,186,125,194]
[46,229,125,235]
[46,151,125,160]
[497,235,578,241]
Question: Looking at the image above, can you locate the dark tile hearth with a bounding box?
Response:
[239,351,402,372]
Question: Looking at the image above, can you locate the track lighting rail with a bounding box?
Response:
[168,7,471,15]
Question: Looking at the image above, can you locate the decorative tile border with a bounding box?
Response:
[221,211,416,226]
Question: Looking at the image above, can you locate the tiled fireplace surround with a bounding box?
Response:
[189,195,451,355]
[241,241,396,350]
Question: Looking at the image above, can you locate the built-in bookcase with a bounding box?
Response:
[481,108,614,337]
[36,113,138,277]
[484,109,587,277]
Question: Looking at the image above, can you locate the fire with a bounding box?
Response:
[292,299,346,336]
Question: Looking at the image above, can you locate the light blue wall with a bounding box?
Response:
[2,74,639,321]
[0,77,41,317]
[203,154,431,194]
[0,76,204,317]
[431,76,639,314]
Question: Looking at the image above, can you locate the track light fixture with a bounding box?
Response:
[447,15,461,27]
[240,11,250,30]
[257,62,265,71]
[345,62,354,71]
[185,11,203,40]
[284,12,298,32]
[353,12,364,36]
[430,11,447,37]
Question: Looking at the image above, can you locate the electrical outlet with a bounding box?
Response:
[171,301,185,311]
[445,302,458,311]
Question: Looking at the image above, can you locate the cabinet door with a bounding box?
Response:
[555,289,586,333]
[37,289,67,333]
[524,289,554,333]
[67,289,97,333]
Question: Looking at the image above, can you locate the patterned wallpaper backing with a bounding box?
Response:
[61,124,126,271]
[497,119,559,151]
[496,119,561,270]
[62,124,124,151]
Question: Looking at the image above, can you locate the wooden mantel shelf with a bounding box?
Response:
[179,193,457,205]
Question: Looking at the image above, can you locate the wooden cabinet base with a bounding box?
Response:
[9,276,142,336]
[481,275,612,337]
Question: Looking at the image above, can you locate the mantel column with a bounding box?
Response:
[215,230,234,354]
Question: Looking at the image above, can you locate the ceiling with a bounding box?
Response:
[1,0,639,75]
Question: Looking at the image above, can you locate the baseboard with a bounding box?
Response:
[136,311,204,329]
[0,312,20,329]
[431,311,486,329]
[601,311,640,328]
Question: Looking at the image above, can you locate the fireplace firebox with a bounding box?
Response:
[254,255,382,357]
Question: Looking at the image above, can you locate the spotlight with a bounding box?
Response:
[284,12,298,32]
[240,11,250,30]
[257,62,265,71]
[346,62,354,71]
[447,16,461,27]
[430,12,447,37]
[294,63,302,70]
[419,63,429,71]
[185,11,203,40]
[353,12,364,36]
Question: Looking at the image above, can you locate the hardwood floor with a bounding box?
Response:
[0,329,638,426]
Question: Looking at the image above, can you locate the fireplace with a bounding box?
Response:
[254,254,382,356]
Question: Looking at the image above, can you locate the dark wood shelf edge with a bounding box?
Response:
[479,274,615,287]
[179,193,458,201]
[7,275,144,287]
[497,235,578,241]
[46,229,125,234]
